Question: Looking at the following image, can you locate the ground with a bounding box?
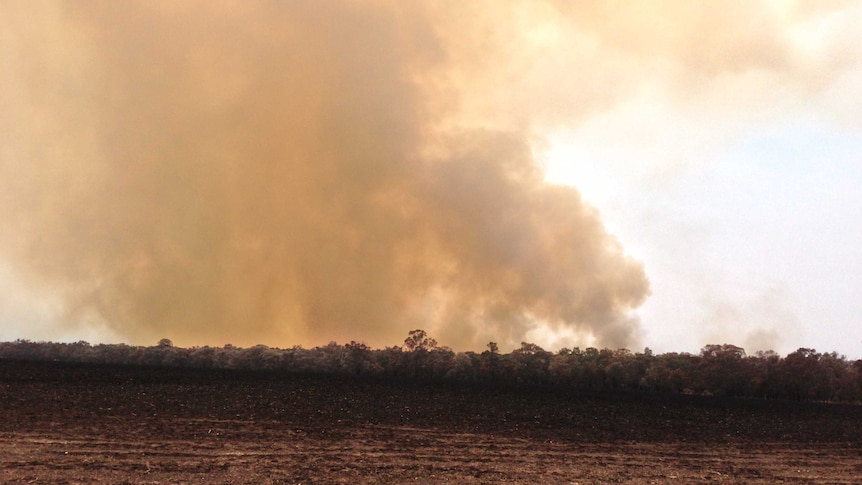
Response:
[2,360,860,483]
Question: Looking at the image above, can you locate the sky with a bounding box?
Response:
[1,1,860,357]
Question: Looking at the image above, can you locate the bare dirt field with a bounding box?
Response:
[2,360,861,484]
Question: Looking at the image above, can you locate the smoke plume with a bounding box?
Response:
[0,1,649,350]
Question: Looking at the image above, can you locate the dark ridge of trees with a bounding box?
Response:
[1,335,861,403]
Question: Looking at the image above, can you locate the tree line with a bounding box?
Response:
[2,330,860,403]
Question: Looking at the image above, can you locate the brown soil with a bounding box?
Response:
[2,360,861,484]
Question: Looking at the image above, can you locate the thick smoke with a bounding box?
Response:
[0,1,648,350]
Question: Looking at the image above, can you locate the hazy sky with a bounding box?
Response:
[1,1,860,357]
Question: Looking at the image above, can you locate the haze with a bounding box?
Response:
[1,1,860,356]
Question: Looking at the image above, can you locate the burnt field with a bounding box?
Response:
[1,360,861,483]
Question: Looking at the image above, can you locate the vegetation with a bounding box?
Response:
[2,334,861,403]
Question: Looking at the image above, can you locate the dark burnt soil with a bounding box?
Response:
[1,360,861,483]
[3,359,860,444]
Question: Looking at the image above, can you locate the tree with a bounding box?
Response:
[750,350,782,399]
[640,352,696,394]
[403,329,437,352]
[158,338,174,348]
[508,342,551,384]
[480,342,503,381]
[697,344,751,397]
[341,341,381,376]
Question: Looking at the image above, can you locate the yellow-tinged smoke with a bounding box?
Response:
[11,0,810,350]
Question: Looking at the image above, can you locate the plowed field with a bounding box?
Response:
[2,360,860,483]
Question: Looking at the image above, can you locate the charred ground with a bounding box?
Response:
[2,359,861,483]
